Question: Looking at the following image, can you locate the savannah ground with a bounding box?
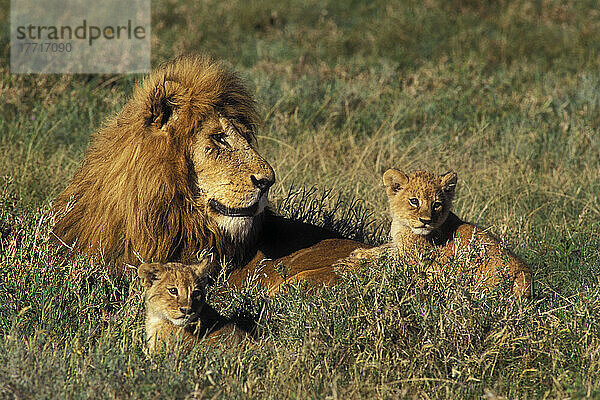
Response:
[1,0,599,398]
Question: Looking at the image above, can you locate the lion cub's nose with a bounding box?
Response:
[251,174,274,192]
[419,217,432,225]
[179,307,193,315]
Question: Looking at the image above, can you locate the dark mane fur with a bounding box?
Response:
[52,56,260,272]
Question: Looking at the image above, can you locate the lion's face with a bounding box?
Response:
[190,113,274,240]
[52,56,276,268]
[139,262,212,326]
[143,57,275,243]
[384,169,457,236]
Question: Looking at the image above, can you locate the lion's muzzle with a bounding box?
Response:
[251,174,274,194]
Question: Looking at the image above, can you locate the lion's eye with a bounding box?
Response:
[433,202,442,210]
[191,289,203,299]
[211,133,228,146]
[167,287,178,296]
[409,198,419,207]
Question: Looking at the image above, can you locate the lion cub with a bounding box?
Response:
[138,261,250,353]
[351,169,532,298]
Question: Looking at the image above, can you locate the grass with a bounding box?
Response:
[1,0,600,398]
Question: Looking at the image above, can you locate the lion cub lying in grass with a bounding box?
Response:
[139,261,250,353]
[348,169,532,298]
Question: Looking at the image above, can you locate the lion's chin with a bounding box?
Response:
[410,227,433,236]
[211,194,268,242]
[169,316,188,327]
[217,215,256,242]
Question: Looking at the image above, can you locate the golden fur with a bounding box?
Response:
[52,56,273,271]
[229,238,368,293]
[348,169,532,298]
[52,55,368,289]
[139,261,248,353]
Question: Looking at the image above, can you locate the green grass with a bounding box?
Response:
[1,0,600,398]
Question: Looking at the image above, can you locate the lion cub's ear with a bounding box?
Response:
[189,259,215,286]
[145,80,184,131]
[440,171,458,195]
[383,169,409,197]
[138,263,166,288]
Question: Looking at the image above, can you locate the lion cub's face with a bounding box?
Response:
[139,262,212,326]
[384,169,457,236]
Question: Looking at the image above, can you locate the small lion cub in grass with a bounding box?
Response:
[349,169,532,298]
[139,261,251,353]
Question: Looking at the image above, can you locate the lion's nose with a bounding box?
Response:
[251,174,274,192]
[179,307,193,315]
[419,217,432,225]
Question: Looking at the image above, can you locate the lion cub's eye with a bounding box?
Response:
[167,287,178,296]
[409,198,419,207]
[210,133,229,146]
[432,201,442,210]
[191,289,203,299]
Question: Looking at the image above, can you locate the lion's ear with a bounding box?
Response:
[146,80,184,130]
[138,263,166,288]
[440,171,457,195]
[383,169,409,197]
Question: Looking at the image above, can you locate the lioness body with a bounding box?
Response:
[52,55,366,291]
[350,170,531,297]
[139,262,249,353]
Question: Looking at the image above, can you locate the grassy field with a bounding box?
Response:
[1,0,600,398]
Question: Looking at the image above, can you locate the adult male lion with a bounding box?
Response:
[52,55,367,290]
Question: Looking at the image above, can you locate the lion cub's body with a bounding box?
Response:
[351,169,532,298]
[139,261,248,353]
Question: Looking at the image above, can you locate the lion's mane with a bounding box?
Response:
[52,56,260,271]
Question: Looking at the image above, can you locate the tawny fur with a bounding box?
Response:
[347,169,532,298]
[52,54,368,289]
[52,55,272,272]
[139,261,248,353]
